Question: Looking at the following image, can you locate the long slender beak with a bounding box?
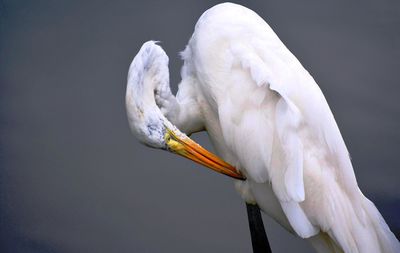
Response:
[164,128,246,180]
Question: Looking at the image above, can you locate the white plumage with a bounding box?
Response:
[126,3,400,252]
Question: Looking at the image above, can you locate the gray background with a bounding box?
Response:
[1,0,399,252]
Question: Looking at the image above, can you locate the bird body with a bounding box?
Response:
[126,3,400,252]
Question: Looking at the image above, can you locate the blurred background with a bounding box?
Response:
[0,0,399,252]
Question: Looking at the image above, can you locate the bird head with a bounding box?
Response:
[125,41,245,180]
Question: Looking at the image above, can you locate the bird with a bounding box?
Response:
[125,3,400,253]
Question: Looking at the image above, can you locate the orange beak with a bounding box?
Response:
[164,129,245,180]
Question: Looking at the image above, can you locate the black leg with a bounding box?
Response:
[246,203,272,253]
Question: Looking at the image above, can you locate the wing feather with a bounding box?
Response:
[226,41,321,237]
[187,3,399,248]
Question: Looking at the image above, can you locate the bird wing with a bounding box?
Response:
[181,3,399,249]
[214,39,362,238]
[186,2,362,239]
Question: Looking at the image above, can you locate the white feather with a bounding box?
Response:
[132,3,400,253]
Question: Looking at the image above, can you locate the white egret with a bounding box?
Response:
[126,3,400,253]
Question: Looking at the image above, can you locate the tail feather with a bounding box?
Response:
[325,194,400,253]
[361,197,400,253]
